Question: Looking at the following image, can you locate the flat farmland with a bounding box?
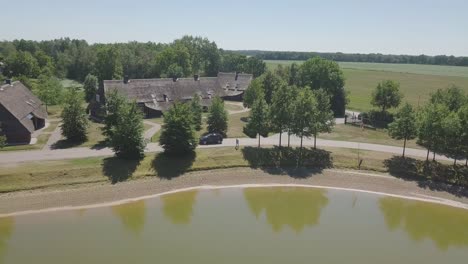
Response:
[265,60,468,111]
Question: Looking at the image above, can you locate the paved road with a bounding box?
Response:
[0,132,455,165]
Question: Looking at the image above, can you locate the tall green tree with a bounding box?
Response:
[95,46,123,82]
[207,97,228,136]
[4,51,40,78]
[103,90,127,139]
[388,103,418,157]
[291,88,318,151]
[440,112,463,165]
[244,98,269,147]
[310,89,335,149]
[159,102,197,155]
[299,57,346,116]
[458,105,468,166]
[60,88,88,142]
[417,103,450,161]
[259,71,283,104]
[430,85,466,112]
[109,101,146,159]
[270,83,295,147]
[243,78,265,108]
[35,75,64,111]
[83,74,98,103]
[371,80,403,113]
[190,95,203,131]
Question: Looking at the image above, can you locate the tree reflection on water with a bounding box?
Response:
[161,190,198,225]
[243,187,329,233]
[379,197,468,250]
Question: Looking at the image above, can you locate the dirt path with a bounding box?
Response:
[143,120,161,140]
[0,168,466,216]
[42,122,62,150]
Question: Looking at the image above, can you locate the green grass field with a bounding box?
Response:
[265,60,468,111]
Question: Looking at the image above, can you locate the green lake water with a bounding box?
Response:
[1,187,468,264]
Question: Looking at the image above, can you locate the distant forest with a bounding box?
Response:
[233,50,468,67]
[0,36,266,83]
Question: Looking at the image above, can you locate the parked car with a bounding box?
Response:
[199,133,223,145]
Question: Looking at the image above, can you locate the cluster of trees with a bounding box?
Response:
[245,57,347,117]
[0,126,5,149]
[159,96,228,155]
[235,50,468,67]
[0,36,266,84]
[60,89,146,159]
[387,86,468,165]
[244,75,335,151]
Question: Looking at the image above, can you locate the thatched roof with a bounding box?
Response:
[0,81,47,133]
[104,72,252,110]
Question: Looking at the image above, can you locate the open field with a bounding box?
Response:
[265,60,468,111]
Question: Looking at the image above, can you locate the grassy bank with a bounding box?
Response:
[0,146,440,193]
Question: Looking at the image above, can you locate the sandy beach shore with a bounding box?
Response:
[1,167,467,216]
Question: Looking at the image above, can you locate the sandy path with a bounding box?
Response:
[0,168,466,216]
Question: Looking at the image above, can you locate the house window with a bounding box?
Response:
[96,94,100,102]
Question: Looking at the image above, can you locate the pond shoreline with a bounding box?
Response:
[1,168,467,216]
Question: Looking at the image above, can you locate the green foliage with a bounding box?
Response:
[243,79,265,108]
[371,80,403,113]
[310,89,335,147]
[430,85,466,112]
[60,88,88,142]
[220,52,266,77]
[166,64,184,79]
[440,112,464,163]
[269,83,295,146]
[207,97,228,136]
[189,95,203,131]
[83,74,98,103]
[299,57,346,116]
[258,71,283,104]
[159,102,197,155]
[388,103,417,157]
[103,91,127,139]
[458,105,468,162]
[417,103,450,159]
[95,46,123,82]
[109,101,146,159]
[153,44,192,78]
[3,51,39,78]
[291,88,318,147]
[244,98,269,146]
[35,75,64,108]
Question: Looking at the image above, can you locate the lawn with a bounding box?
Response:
[0,146,406,193]
[321,124,420,149]
[52,120,106,149]
[265,60,468,111]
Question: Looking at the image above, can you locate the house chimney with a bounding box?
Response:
[235,72,239,81]
[194,74,199,81]
[123,75,129,84]
[5,79,11,85]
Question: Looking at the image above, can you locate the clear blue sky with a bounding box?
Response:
[2,0,468,56]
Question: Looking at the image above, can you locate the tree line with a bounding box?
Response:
[364,80,468,165]
[234,50,468,67]
[0,36,266,83]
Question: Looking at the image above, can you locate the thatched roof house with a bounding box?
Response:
[99,72,252,117]
[0,80,47,143]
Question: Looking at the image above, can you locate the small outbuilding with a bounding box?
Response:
[0,80,48,144]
